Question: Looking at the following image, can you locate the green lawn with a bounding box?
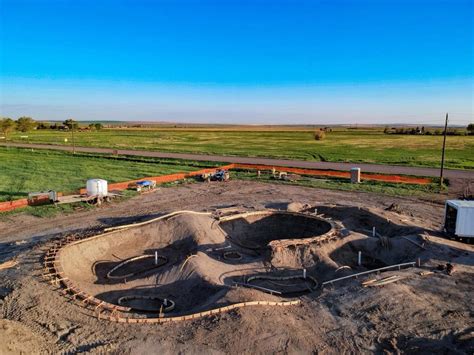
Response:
[0,147,444,216]
[5,128,474,169]
[0,147,214,201]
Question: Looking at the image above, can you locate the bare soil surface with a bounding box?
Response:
[0,180,473,354]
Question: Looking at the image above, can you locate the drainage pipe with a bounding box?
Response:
[322,261,416,286]
[107,254,168,279]
[179,254,198,272]
[246,274,318,291]
[233,282,282,295]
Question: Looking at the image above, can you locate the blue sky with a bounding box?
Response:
[0,0,472,124]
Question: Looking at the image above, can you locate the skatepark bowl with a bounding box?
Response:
[51,210,336,320]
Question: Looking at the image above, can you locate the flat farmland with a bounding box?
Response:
[6,128,474,169]
[0,147,208,201]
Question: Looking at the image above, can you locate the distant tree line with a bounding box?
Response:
[384,124,474,136]
[0,117,103,139]
[0,116,37,138]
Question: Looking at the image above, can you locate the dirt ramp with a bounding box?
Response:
[58,213,225,296]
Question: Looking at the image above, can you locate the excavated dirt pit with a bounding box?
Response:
[3,181,473,353]
[54,208,432,317]
[56,211,338,315]
[219,211,334,251]
[58,214,227,314]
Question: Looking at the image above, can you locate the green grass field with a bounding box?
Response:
[0,147,214,201]
[1,146,442,210]
[6,128,474,169]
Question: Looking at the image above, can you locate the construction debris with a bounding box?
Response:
[436,263,456,275]
[363,275,402,287]
[385,203,403,214]
[201,170,230,182]
[446,263,455,275]
[271,171,301,182]
[361,278,377,286]
[0,258,18,270]
[420,271,434,277]
[27,190,59,206]
[127,180,157,192]
[322,262,416,287]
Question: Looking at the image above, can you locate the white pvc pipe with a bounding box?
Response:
[322,261,416,286]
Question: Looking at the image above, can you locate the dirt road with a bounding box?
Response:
[3,142,474,179]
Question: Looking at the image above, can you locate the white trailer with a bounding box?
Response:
[444,200,474,238]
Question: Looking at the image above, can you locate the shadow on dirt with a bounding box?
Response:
[378,328,474,354]
[95,278,228,315]
[317,206,424,237]
[92,237,199,285]
[220,213,333,249]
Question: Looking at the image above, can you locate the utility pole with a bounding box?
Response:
[439,112,448,188]
[71,119,76,155]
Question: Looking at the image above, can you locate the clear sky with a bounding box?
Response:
[0,0,472,124]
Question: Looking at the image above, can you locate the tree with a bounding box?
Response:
[467,123,474,135]
[37,122,51,129]
[63,119,78,130]
[0,117,16,138]
[88,122,103,130]
[16,116,37,132]
[313,130,326,141]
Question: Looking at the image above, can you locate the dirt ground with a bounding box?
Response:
[0,180,473,354]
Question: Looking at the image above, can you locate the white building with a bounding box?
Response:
[444,200,474,238]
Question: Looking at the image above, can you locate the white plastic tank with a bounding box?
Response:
[86,179,108,197]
